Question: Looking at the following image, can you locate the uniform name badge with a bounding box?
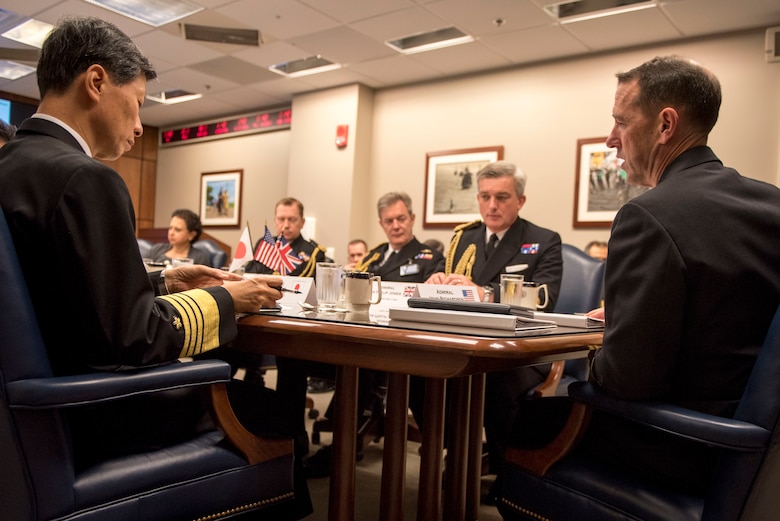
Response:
[400,263,420,277]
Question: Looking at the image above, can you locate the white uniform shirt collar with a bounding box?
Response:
[32,113,93,157]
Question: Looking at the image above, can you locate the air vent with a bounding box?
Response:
[269,56,341,78]
[544,0,654,23]
[386,27,473,55]
[183,24,260,46]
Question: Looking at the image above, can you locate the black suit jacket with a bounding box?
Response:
[446,217,562,310]
[0,118,236,375]
[593,146,780,417]
[358,237,444,283]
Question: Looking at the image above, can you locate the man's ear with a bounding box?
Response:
[658,108,678,143]
[85,64,107,101]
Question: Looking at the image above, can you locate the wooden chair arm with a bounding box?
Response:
[503,401,592,476]
[530,360,565,399]
[209,383,293,465]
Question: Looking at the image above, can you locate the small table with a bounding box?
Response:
[234,311,602,521]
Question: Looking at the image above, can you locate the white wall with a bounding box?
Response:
[155,28,779,262]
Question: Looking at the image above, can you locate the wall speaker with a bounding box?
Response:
[766,27,780,63]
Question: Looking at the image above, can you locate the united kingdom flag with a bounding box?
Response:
[276,236,302,275]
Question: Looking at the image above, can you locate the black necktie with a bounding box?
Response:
[382,250,397,266]
[485,234,498,258]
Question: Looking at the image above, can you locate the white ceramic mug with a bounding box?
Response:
[520,281,549,310]
[342,271,382,312]
[499,273,525,306]
[316,262,342,311]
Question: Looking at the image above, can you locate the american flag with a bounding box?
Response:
[461,288,475,300]
[254,225,283,270]
[276,236,302,275]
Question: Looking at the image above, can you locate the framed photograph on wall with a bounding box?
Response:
[199,169,243,228]
[423,146,504,228]
[573,137,649,228]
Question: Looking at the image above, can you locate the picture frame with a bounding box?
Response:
[573,137,649,228]
[423,146,504,228]
[199,169,243,228]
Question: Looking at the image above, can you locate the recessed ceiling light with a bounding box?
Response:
[269,56,341,78]
[84,0,204,28]
[0,60,35,80]
[544,0,655,24]
[1,18,53,48]
[386,27,474,55]
[146,89,202,105]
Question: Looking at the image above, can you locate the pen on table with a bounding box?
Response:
[272,286,302,294]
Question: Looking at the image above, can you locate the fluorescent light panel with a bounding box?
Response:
[269,56,341,78]
[1,18,53,48]
[386,27,474,55]
[146,89,202,105]
[0,60,35,80]
[545,0,655,23]
[84,0,204,27]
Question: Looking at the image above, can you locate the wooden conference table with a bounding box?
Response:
[233,310,603,521]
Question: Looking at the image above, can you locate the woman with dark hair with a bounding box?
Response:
[147,208,210,265]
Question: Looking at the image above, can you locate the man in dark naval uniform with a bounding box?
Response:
[299,191,445,476]
[355,191,445,282]
[417,161,563,503]
[244,197,328,276]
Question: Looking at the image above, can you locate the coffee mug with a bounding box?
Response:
[499,273,525,306]
[342,271,382,312]
[520,281,549,310]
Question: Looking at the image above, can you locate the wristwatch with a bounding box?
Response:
[482,285,494,302]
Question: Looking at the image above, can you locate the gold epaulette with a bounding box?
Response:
[446,220,482,276]
[299,244,324,277]
[453,219,482,232]
[355,251,382,272]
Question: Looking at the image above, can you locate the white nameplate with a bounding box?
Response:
[243,274,315,309]
[280,276,316,308]
[369,281,420,323]
[416,284,480,302]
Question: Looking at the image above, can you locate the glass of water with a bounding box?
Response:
[316,262,342,311]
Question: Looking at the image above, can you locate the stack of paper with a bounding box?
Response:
[532,312,604,329]
[388,307,556,336]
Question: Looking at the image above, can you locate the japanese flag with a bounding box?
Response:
[228,225,253,273]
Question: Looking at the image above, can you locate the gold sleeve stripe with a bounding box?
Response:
[159,289,222,358]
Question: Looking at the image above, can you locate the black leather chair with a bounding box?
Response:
[0,210,297,520]
[498,304,780,521]
[531,243,606,397]
[192,238,229,269]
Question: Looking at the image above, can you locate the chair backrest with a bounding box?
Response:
[137,237,153,258]
[192,239,228,268]
[704,305,780,521]
[0,209,71,519]
[554,243,606,314]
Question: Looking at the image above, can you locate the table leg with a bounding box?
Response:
[380,372,409,521]
[443,376,470,521]
[417,378,446,521]
[466,373,486,520]
[329,365,358,521]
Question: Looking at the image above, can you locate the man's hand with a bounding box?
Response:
[223,275,284,313]
[164,265,242,292]
[586,307,605,320]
